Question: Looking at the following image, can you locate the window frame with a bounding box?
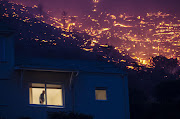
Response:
[29,82,65,108]
[95,87,108,101]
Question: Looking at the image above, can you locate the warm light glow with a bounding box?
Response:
[47,89,63,106]
[114,23,132,27]
[30,88,45,105]
[93,0,99,3]
[95,89,107,100]
[29,83,63,106]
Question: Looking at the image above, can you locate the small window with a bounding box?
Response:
[95,87,107,100]
[29,83,63,106]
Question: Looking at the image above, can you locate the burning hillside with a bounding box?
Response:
[0,0,179,68]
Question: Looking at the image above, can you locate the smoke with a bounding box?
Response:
[10,0,180,17]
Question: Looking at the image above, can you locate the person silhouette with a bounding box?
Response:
[39,90,45,104]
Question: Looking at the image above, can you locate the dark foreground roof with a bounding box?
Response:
[15,57,126,74]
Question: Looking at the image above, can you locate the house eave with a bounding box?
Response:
[14,66,77,73]
[79,70,128,76]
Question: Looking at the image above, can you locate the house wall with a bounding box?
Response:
[0,79,12,119]
[0,31,15,119]
[0,69,130,119]
[73,72,130,119]
[0,35,14,79]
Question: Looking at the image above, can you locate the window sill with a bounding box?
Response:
[96,99,108,101]
[29,104,64,108]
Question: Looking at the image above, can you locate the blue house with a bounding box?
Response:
[0,22,130,119]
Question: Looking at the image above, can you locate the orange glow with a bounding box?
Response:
[114,23,132,27]
[93,0,99,3]
[2,1,179,67]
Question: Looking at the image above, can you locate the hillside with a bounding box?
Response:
[0,0,179,68]
[0,0,134,67]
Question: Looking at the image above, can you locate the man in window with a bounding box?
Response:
[39,90,45,104]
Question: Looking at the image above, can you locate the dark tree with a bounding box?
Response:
[151,55,179,75]
[18,117,31,119]
[129,88,147,119]
[153,80,180,104]
[48,111,93,119]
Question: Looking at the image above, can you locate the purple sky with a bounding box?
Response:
[10,0,180,17]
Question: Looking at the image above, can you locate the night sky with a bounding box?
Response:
[10,0,180,17]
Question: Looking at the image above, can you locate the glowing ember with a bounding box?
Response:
[93,0,99,3]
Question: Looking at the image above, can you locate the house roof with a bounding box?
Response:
[15,57,126,74]
[14,40,126,75]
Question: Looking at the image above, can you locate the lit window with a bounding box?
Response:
[29,83,63,106]
[95,88,107,100]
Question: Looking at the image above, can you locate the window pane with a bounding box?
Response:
[30,88,46,105]
[31,83,45,88]
[47,88,63,106]
[95,89,107,100]
[46,84,62,89]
